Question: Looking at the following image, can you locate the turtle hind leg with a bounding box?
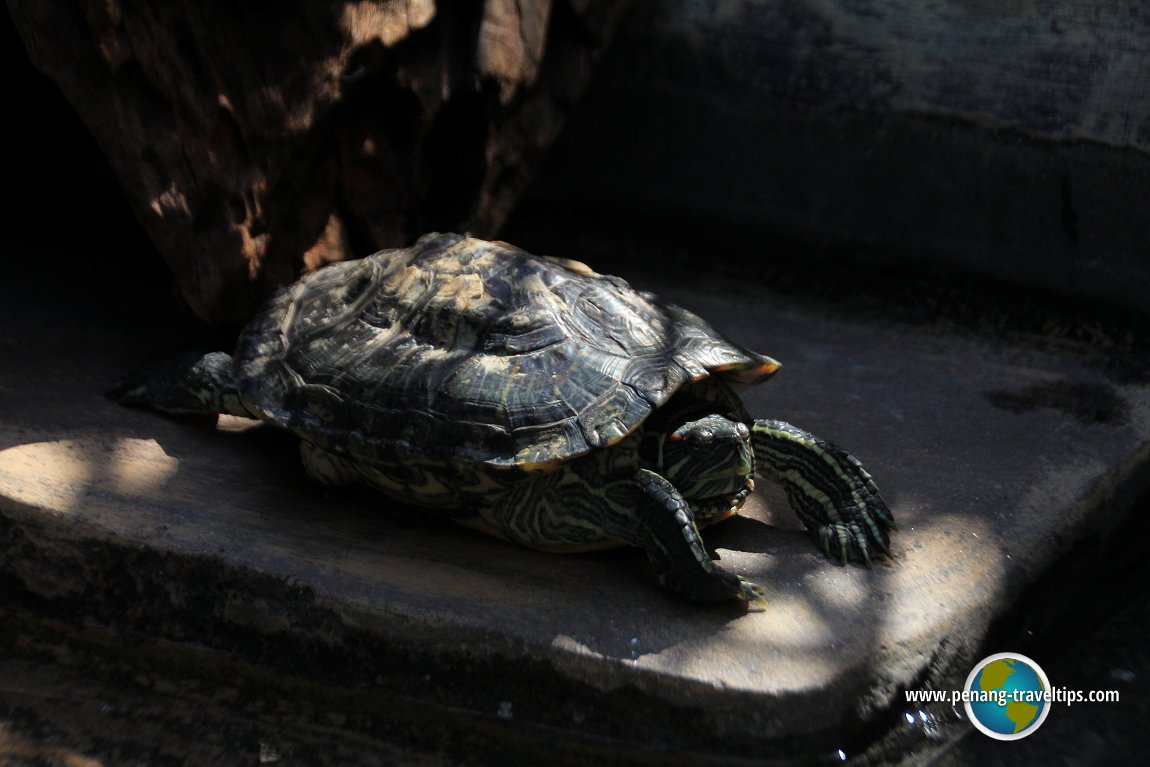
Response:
[630,469,766,603]
[300,441,362,486]
[752,420,894,566]
[108,351,253,418]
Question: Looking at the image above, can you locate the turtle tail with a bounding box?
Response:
[108,351,254,418]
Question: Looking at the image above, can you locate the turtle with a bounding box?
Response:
[111,233,894,602]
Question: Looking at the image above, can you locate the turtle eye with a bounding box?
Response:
[735,422,750,439]
[692,427,714,446]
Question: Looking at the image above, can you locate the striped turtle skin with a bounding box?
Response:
[112,233,894,603]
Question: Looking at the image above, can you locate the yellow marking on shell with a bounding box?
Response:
[500,357,522,416]
[481,239,596,277]
[518,269,554,297]
[435,271,490,312]
[712,358,781,378]
[599,423,639,448]
[516,455,569,473]
[380,262,422,297]
[454,239,511,274]
[540,254,597,277]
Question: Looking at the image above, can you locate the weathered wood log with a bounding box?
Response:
[8,1,632,323]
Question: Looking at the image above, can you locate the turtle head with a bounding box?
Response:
[658,414,754,501]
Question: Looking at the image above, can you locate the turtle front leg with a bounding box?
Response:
[629,469,766,603]
[751,420,894,565]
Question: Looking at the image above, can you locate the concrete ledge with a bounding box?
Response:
[2,245,1149,760]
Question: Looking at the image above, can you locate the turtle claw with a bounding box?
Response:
[813,517,892,567]
[871,526,894,555]
[738,576,768,604]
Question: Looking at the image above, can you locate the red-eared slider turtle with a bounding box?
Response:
[112,233,893,602]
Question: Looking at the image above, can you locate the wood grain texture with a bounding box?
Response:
[7,0,632,322]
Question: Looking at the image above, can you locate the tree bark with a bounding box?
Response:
[8,1,632,323]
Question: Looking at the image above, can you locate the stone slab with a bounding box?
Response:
[1,244,1148,759]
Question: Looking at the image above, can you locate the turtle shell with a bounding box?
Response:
[234,233,779,469]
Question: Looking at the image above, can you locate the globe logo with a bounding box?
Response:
[964,653,1051,740]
